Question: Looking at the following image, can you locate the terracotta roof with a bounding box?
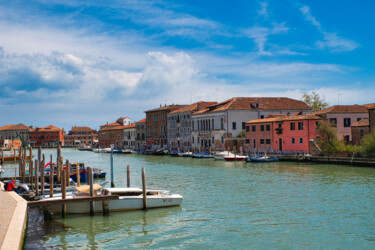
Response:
[362,103,375,108]
[145,104,184,113]
[70,126,95,131]
[367,104,375,110]
[136,118,146,123]
[100,122,121,128]
[0,124,32,131]
[246,114,322,124]
[124,124,136,129]
[351,119,369,127]
[100,125,127,132]
[312,105,368,115]
[192,97,311,115]
[36,125,62,132]
[169,101,217,114]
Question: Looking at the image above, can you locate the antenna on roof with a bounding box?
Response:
[337,93,342,105]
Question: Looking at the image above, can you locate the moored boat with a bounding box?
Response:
[244,156,278,163]
[223,155,247,161]
[45,186,183,214]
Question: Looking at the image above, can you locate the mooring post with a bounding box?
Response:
[49,154,54,198]
[41,159,45,196]
[1,149,4,164]
[38,146,41,162]
[75,163,80,187]
[142,167,147,209]
[127,165,130,187]
[14,168,17,181]
[102,199,109,216]
[87,167,91,186]
[35,159,39,196]
[88,167,94,216]
[13,148,16,162]
[66,159,70,187]
[56,157,61,184]
[61,169,66,218]
[29,146,33,163]
[30,158,34,190]
[110,145,115,187]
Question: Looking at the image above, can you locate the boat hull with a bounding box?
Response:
[47,195,183,214]
[245,157,278,162]
[224,156,247,161]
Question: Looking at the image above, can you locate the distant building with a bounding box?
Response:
[167,101,217,150]
[145,105,183,149]
[0,123,33,148]
[191,97,312,151]
[245,113,322,153]
[312,105,369,143]
[351,104,375,145]
[64,126,98,147]
[29,125,65,147]
[135,118,146,151]
[98,117,132,149]
[123,124,136,149]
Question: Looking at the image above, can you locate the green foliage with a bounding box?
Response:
[316,121,345,155]
[236,130,246,138]
[303,92,329,111]
[361,130,375,156]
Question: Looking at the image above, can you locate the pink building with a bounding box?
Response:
[246,114,322,153]
[312,105,368,142]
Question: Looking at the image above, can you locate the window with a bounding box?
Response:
[260,125,264,131]
[221,118,224,130]
[260,115,264,119]
[299,138,303,144]
[232,122,237,130]
[292,138,295,144]
[266,124,270,131]
[192,137,194,143]
[212,137,214,143]
[221,137,224,144]
[212,119,215,130]
[330,118,337,127]
[246,126,250,132]
[260,139,265,144]
[298,122,304,130]
[360,129,364,139]
[344,118,351,127]
[252,125,256,132]
[357,118,362,122]
[242,122,246,130]
[245,139,250,144]
[290,122,295,131]
[266,139,271,144]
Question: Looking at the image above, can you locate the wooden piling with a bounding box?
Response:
[75,163,80,187]
[13,148,16,162]
[30,158,34,190]
[65,160,70,187]
[87,167,91,186]
[29,146,33,162]
[35,159,39,196]
[49,155,54,198]
[14,168,17,181]
[38,146,41,162]
[56,157,61,184]
[142,168,147,209]
[1,149,4,164]
[127,165,130,187]
[102,200,109,215]
[61,169,66,217]
[41,159,45,195]
[88,167,94,216]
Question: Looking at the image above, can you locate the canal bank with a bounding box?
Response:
[0,182,28,250]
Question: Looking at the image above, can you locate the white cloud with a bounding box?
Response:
[258,2,269,19]
[300,6,321,28]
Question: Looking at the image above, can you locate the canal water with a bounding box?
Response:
[2,148,375,249]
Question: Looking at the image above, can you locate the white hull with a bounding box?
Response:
[47,194,183,214]
[213,152,235,160]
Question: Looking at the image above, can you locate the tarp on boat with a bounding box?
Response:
[75,184,102,194]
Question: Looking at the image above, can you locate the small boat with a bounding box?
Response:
[45,186,183,214]
[244,156,278,163]
[213,151,235,160]
[178,152,193,157]
[121,149,133,154]
[191,153,214,159]
[0,155,33,163]
[169,150,181,157]
[224,155,247,161]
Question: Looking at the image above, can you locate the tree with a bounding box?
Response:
[316,121,345,155]
[361,130,375,156]
[236,130,246,138]
[303,92,329,111]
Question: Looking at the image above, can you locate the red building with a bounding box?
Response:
[64,126,98,147]
[245,113,322,153]
[29,125,65,147]
[98,117,132,149]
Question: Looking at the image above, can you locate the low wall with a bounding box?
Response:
[0,182,28,250]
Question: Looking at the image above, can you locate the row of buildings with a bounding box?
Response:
[1,97,374,154]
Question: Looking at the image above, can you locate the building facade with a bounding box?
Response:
[135,118,146,150]
[351,119,369,145]
[29,125,65,147]
[245,114,322,153]
[123,124,136,149]
[191,97,312,152]
[64,126,98,147]
[0,124,33,149]
[145,105,182,149]
[98,117,132,149]
[313,105,369,142]
[167,101,216,150]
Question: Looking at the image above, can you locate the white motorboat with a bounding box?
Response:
[223,155,247,161]
[46,186,183,214]
[213,151,235,160]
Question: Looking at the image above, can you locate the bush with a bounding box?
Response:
[361,130,375,157]
[316,121,346,155]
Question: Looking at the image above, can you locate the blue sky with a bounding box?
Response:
[0,0,374,129]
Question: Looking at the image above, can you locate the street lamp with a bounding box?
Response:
[110,144,115,187]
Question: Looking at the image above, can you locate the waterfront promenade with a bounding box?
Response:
[0,182,27,250]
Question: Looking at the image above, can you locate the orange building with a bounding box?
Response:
[29,125,65,147]
[64,126,98,147]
